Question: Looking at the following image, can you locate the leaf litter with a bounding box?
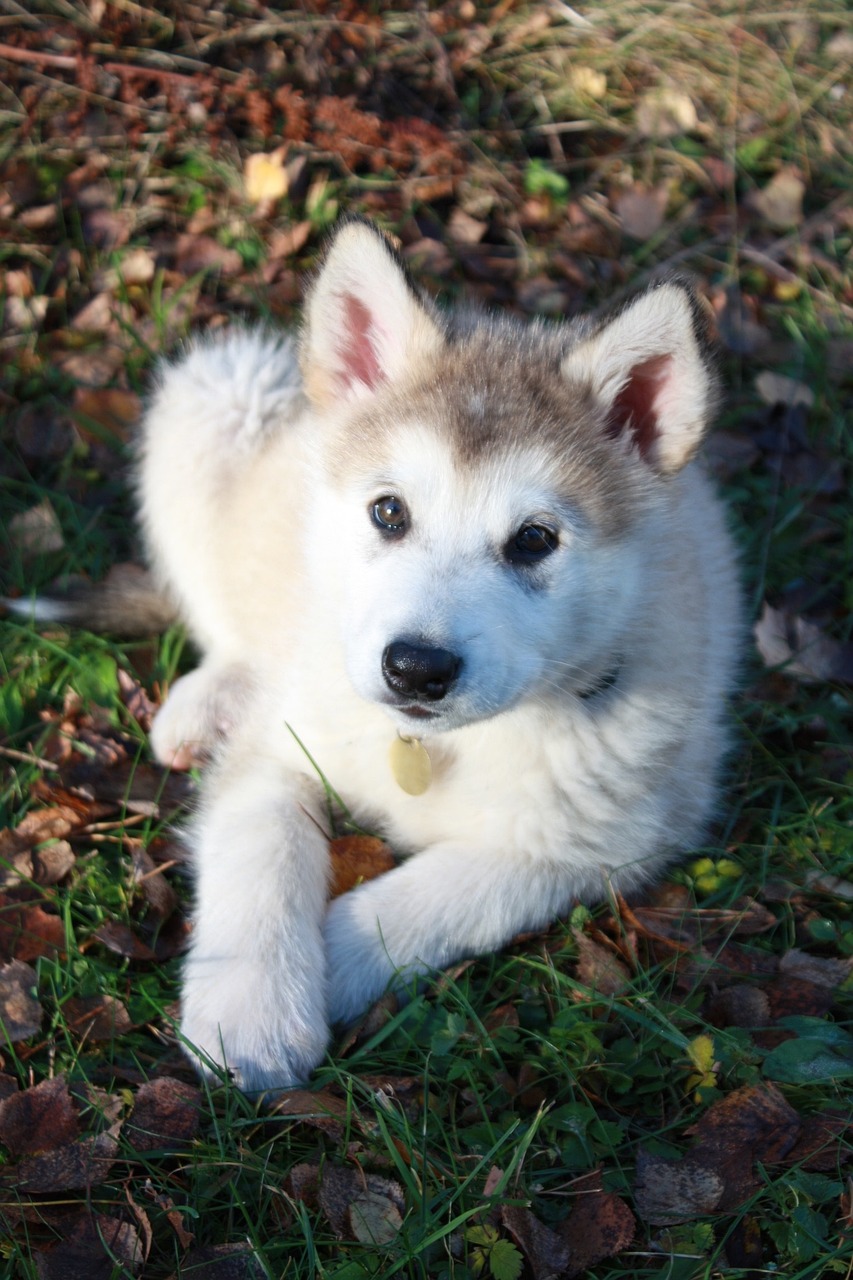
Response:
[0,1,851,1275]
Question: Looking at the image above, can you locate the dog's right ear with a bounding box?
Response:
[301,220,445,409]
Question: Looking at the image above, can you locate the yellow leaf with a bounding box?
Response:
[244,149,289,204]
[687,1034,715,1073]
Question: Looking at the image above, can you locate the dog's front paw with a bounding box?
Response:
[151,664,255,769]
[325,885,424,1026]
[180,962,329,1095]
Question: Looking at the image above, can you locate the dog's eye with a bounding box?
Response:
[371,495,408,534]
[506,523,558,564]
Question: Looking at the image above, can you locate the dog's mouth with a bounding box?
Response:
[398,704,439,721]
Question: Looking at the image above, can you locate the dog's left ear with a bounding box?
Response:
[302,220,445,408]
[562,283,717,475]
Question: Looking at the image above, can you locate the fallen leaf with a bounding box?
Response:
[756,371,815,409]
[615,185,668,240]
[34,1211,145,1279]
[778,948,853,989]
[269,1087,348,1136]
[244,149,289,203]
[636,88,697,138]
[317,1164,405,1241]
[572,929,631,996]
[569,66,606,99]
[92,921,158,962]
[634,1150,724,1225]
[165,1242,263,1279]
[129,841,179,919]
[174,234,243,277]
[14,1125,121,1192]
[0,839,75,889]
[748,167,805,229]
[754,603,853,683]
[117,246,156,286]
[0,898,66,962]
[64,994,133,1041]
[8,499,65,556]
[706,984,771,1029]
[500,1204,572,1280]
[0,1074,79,1155]
[329,835,396,897]
[560,1191,635,1277]
[785,1110,852,1172]
[448,207,488,244]
[126,1077,200,1152]
[73,386,141,446]
[0,959,42,1041]
[267,220,312,261]
[349,1186,405,1245]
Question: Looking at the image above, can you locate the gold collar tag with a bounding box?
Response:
[389,735,432,796]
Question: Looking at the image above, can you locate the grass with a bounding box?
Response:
[1,1,852,1276]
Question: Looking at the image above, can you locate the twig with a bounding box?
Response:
[0,41,76,70]
[0,745,59,771]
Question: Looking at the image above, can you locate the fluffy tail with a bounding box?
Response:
[3,564,178,637]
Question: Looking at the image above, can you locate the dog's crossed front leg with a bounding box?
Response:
[324,843,582,1025]
[180,752,331,1094]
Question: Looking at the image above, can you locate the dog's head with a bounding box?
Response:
[298,219,717,734]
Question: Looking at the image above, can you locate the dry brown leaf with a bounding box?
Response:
[748,167,805,229]
[64,994,133,1041]
[8,499,65,556]
[15,1125,121,1193]
[754,603,853,683]
[129,841,179,919]
[615,185,668,240]
[560,1191,635,1278]
[92,921,158,963]
[34,1211,146,1280]
[126,1077,201,1152]
[500,1203,572,1280]
[636,87,697,138]
[572,929,631,997]
[0,1074,80,1155]
[349,1186,405,1245]
[706,984,771,1029]
[756,371,815,409]
[634,1150,724,1225]
[329,835,396,897]
[0,959,42,1041]
[779,948,853,989]
[73,386,141,446]
[268,221,312,261]
[785,1110,853,1173]
[317,1164,405,1242]
[174,234,243,277]
[0,840,75,889]
[165,1242,261,1279]
[688,1082,801,1210]
[269,1087,348,1136]
[0,898,66,962]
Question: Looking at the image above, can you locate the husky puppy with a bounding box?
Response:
[127,221,739,1091]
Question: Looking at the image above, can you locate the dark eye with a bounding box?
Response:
[371,495,408,534]
[506,523,558,564]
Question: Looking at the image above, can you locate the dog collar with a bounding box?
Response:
[389,734,432,795]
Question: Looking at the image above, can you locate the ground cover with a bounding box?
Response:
[0,3,851,1276]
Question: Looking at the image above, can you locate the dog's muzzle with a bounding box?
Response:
[382,641,462,702]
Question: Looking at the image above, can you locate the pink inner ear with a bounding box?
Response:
[339,293,383,393]
[605,355,671,459]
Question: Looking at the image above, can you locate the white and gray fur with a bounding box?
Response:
[117,221,740,1091]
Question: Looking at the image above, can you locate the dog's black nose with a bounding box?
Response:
[382,641,462,701]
